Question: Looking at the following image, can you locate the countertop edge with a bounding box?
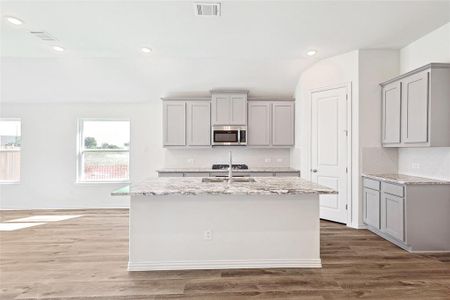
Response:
[156,169,301,173]
[362,174,450,185]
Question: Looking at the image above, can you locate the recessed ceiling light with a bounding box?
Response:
[141,47,152,53]
[306,50,317,56]
[52,46,65,52]
[6,16,24,25]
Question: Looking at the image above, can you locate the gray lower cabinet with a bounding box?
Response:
[158,171,300,177]
[381,63,450,147]
[381,192,404,242]
[362,176,450,252]
[363,187,380,229]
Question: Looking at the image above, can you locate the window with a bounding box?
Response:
[78,120,130,182]
[0,119,21,183]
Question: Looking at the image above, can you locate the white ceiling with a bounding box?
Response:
[1,0,449,103]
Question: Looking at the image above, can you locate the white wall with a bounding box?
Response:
[400,22,450,73]
[294,49,400,228]
[0,102,290,209]
[294,50,360,227]
[358,50,399,176]
[398,22,450,180]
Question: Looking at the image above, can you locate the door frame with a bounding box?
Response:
[309,82,353,226]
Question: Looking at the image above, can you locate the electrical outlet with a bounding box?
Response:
[412,163,420,169]
[276,158,283,163]
[187,158,194,164]
[264,158,271,163]
[203,230,212,241]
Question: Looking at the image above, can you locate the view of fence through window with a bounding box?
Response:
[0,119,21,182]
[79,120,130,182]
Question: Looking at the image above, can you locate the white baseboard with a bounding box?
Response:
[128,258,322,271]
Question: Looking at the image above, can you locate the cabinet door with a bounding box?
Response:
[381,192,404,242]
[401,70,429,144]
[212,95,231,125]
[363,187,380,229]
[272,102,294,146]
[248,101,271,146]
[382,81,401,145]
[163,101,186,146]
[230,95,247,125]
[187,102,211,146]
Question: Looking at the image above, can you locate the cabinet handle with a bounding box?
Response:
[311,169,318,173]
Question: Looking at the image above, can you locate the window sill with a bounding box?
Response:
[0,181,20,185]
[76,180,130,185]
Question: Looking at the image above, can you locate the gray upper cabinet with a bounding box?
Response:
[382,81,401,145]
[381,63,450,147]
[272,102,295,146]
[231,95,247,125]
[247,100,295,147]
[211,92,247,125]
[187,102,210,146]
[401,70,429,144]
[163,101,186,146]
[248,101,271,146]
[163,99,211,147]
[212,95,231,125]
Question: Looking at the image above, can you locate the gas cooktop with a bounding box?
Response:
[212,164,249,170]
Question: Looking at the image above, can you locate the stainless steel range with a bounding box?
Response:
[212,164,249,170]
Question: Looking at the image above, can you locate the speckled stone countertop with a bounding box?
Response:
[111,177,336,196]
[156,167,300,173]
[363,173,450,185]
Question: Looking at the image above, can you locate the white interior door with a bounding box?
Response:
[311,87,348,224]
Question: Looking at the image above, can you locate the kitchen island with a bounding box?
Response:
[112,177,336,271]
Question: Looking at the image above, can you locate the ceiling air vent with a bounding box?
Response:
[30,31,58,41]
[194,2,221,17]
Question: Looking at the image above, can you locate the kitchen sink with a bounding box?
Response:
[201,177,256,183]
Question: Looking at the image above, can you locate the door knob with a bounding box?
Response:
[311,169,318,173]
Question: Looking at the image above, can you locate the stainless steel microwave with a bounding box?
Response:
[212,125,247,146]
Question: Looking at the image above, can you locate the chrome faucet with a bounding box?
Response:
[228,150,233,181]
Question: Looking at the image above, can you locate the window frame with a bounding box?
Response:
[0,118,22,184]
[76,118,131,184]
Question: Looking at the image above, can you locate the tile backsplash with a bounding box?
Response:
[398,147,450,180]
[163,148,291,168]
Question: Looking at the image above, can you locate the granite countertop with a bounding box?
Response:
[111,177,336,196]
[157,167,300,173]
[363,173,450,185]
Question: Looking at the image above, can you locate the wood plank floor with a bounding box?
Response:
[1,209,449,299]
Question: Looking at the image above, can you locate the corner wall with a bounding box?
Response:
[294,49,399,228]
[398,22,450,180]
[0,102,291,209]
[294,50,361,227]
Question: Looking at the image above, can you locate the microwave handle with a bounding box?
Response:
[240,130,246,143]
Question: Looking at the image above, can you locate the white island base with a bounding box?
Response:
[128,194,321,271]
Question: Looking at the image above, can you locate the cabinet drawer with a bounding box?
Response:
[382,182,404,197]
[158,172,183,177]
[249,172,274,177]
[363,178,380,191]
[275,172,300,177]
[183,172,210,177]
